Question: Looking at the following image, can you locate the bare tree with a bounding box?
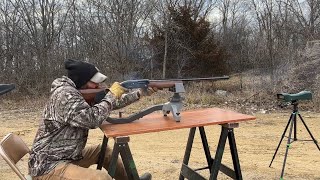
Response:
[285,0,320,40]
[79,0,156,80]
[150,0,217,78]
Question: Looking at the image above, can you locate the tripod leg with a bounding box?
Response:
[280,115,295,179]
[269,113,293,167]
[298,114,320,151]
[293,113,297,141]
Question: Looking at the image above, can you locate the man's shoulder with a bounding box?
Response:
[49,77,84,104]
[55,85,81,98]
[50,83,81,103]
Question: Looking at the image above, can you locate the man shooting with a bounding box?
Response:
[28,59,154,180]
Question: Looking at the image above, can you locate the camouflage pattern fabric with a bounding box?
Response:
[28,76,140,176]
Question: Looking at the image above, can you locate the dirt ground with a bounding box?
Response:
[0,106,320,180]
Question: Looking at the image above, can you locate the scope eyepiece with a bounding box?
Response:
[277,91,312,102]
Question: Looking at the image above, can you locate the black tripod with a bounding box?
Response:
[269,100,320,179]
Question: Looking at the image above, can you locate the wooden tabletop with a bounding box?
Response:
[100,108,255,137]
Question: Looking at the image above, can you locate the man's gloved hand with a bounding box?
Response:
[109,82,127,99]
[138,87,158,97]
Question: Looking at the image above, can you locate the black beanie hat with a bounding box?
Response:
[64,59,98,89]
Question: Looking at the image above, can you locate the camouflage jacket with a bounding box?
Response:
[28,76,140,176]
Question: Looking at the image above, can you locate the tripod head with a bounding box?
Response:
[277,91,312,108]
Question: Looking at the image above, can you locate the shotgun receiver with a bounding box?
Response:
[80,76,229,123]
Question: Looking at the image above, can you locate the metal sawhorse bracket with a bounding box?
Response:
[179,123,242,180]
[97,136,140,180]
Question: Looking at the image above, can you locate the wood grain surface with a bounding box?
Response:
[100,108,255,137]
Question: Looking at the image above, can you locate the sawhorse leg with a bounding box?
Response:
[210,124,242,180]
[179,124,242,180]
[97,135,140,180]
[179,127,206,180]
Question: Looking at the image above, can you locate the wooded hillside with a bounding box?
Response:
[1,0,320,98]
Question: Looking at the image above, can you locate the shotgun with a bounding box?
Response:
[80,76,229,105]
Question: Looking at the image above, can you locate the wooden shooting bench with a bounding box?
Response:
[98,108,255,180]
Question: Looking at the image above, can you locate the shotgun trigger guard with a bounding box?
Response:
[94,90,107,104]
